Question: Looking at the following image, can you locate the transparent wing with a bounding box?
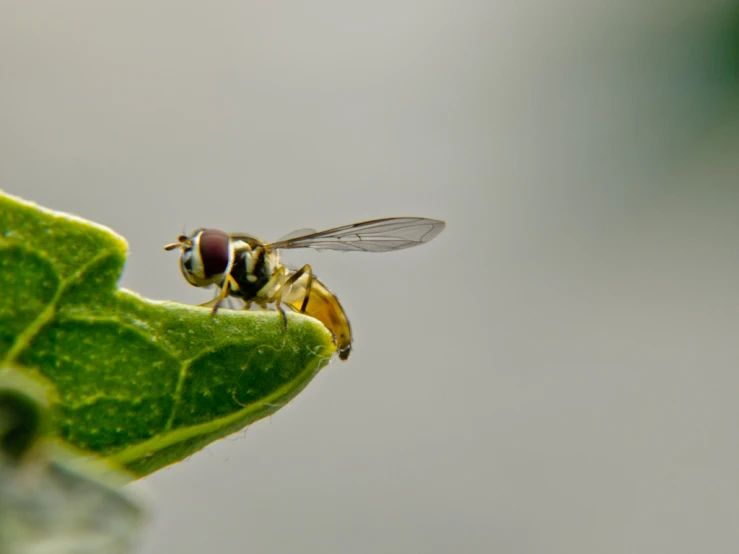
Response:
[267,217,445,252]
[275,227,317,242]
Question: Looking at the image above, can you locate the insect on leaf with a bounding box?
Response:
[0,190,336,477]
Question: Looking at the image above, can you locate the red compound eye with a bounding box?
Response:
[198,229,231,278]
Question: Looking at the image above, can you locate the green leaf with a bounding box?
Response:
[0,190,336,477]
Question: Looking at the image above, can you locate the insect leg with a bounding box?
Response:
[300,266,313,313]
[271,264,313,331]
[281,264,314,313]
[211,274,237,314]
[198,284,223,308]
[267,266,289,329]
[275,301,288,329]
[198,297,221,309]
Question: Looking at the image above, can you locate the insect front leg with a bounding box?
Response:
[209,274,237,314]
[198,296,221,309]
[199,283,226,309]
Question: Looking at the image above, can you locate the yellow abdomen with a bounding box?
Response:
[284,277,352,360]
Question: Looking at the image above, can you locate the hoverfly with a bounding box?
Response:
[165,217,445,360]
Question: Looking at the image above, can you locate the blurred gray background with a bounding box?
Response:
[2,1,739,553]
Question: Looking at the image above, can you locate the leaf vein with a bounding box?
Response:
[3,248,116,364]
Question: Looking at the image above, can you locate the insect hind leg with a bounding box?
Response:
[273,264,313,331]
[282,264,314,313]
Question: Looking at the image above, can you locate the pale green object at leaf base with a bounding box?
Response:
[0,190,336,477]
[0,366,146,554]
